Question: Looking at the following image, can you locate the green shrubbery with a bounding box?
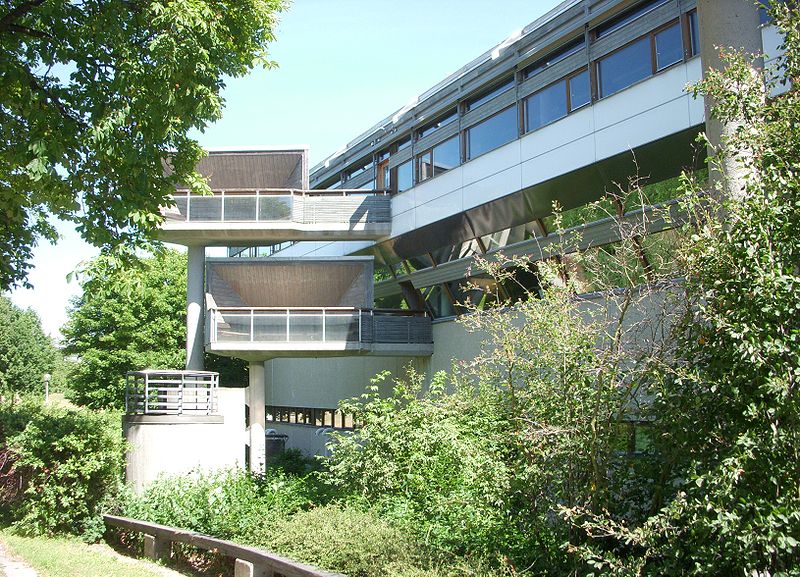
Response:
[0,401,124,541]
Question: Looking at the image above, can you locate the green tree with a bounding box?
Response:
[568,6,800,575]
[62,249,247,409]
[0,0,287,290]
[0,295,57,398]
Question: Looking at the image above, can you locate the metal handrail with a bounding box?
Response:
[125,370,219,416]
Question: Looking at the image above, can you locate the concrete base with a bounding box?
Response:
[234,559,273,577]
[124,388,246,493]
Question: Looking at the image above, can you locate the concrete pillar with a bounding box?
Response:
[234,559,273,577]
[248,362,266,473]
[186,245,206,370]
[144,534,170,562]
[697,0,763,198]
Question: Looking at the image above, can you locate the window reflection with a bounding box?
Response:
[655,22,683,70]
[526,80,567,132]
[467,106,518,159]
[598,36,651,97]
[397,160,413,192]
[569,70,591,110]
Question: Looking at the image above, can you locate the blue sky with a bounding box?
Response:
[8,0,562,339]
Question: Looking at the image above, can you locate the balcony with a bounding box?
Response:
[125,370,219,416]
[158,189,392,245]
[206,307,434,360]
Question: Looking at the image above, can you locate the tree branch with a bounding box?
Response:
[0,0,47,34]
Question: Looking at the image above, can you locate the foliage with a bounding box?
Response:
[567,5,800,575]
[120,468,323,542]
[0,0,287,290]
[326,370,520,561]
[0,296,57,398]
[61,249,246,410]
[0,401,124,541]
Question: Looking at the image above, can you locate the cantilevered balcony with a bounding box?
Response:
[206,307,433,360]
[158,189,392,245]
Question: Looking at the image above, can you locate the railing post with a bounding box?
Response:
[178,373,184,416]
[255,190,260,222]
[322,308,326,342]
[220,190,225,221]
[144,374,149,415]
[286,309,290,342]
[185,193,191,222]
[250,309,255,342]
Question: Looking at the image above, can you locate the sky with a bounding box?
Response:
[7,0,563,340]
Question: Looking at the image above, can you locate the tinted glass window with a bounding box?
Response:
[655,22,683,70]
[418,150,433,181]
[569,70,591,110]
[525,81,567,132]
[467,106,518,159]
[432,136,460,176]
[524,37,585,78]
[466,78,514,111]
[397,160,413,192]
[688,11,699,56]
[397,136,411,151]
[598,36,651,97]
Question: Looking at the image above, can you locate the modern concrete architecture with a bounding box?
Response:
[124,0,782,483]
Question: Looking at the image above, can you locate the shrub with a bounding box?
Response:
[0,402,124,540]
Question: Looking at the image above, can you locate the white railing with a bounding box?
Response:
[125,370,219,415]
[207,307,432,346]
[162,188,391,225]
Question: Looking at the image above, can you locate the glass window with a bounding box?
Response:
[397,136,411,151]
[418,150,433,181]
[655,22,683,70]
[598,36,651,98]
[416,110,457,139]
[326,179,342,190]
[466,77,514,111]
[569,70,591,110]
[397,160,413,192]
[688,10,700,57]
[594,0,670,38]
[525,80,567,132]
[467,106,518,159]
[432,136,459,176]
[524,37,585,78]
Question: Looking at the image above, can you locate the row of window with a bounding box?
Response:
[266,405,356,430]
[326,1,699,194]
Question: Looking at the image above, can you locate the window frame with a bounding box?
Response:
[416,134,460,183]
[523,67,591,134]
[465,105,519,160]
[595,17,685,100]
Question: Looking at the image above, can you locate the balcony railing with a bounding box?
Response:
[208,307,432,346]
[162,189,391,225]
[125,370,219,415]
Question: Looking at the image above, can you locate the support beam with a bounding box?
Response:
[248,362,266,473]
[186,245,206,370]
[697,0,763,198]
[143,534,170,562]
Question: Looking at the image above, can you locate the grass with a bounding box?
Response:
[0,531,182,577]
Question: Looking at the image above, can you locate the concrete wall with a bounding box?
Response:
[124,387,246,493]
[264,286,678,455]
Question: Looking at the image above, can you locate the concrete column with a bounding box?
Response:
[697,0,763,198]
[144,534,170,562]
[186,245,206,370]
[248,362,266,473]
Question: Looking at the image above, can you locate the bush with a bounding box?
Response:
[0,401,124,540]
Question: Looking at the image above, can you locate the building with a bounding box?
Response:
[123,0,781,486]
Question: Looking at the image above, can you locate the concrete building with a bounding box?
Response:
[124,0,781,485]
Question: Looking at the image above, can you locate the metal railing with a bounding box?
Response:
[162,188,391,225]
[125,370,219,415]
[208,307,432,345]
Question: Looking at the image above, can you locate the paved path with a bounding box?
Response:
[0,542,37,577]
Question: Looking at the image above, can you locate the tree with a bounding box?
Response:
[61,249,246,410]
[0,0,287,290]
[568,5,800,575]
[0,296,57,398]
